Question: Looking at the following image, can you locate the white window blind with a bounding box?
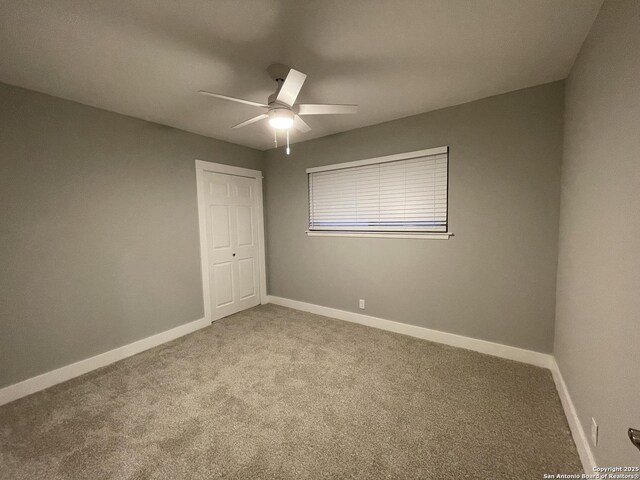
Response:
[308,147,448,233]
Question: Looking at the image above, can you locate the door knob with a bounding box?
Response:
[630,428,640,452]
[232,253,236,257]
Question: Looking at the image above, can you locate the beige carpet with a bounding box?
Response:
[0,304,581,479]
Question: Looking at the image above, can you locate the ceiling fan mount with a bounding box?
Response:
[266,63,291,83]
[198,64,358,136]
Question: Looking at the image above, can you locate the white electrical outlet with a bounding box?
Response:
[359,299,365,309]
[591,418,598,447]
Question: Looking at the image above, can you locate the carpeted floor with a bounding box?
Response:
[0,304,581,479]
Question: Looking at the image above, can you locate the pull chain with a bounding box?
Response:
[274,129,277,148]
[286,129,290,155]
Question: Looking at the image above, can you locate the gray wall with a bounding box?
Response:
[0,82,262,388]
[264,82,564,353]
[555,0,640,467]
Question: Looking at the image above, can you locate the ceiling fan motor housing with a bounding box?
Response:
[267,92,284,105]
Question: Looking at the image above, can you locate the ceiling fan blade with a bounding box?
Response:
[275,69,307,107]
[296,104,358,115]
[232,113,268,129]
[293,115,311,133]
[199,91,267,108]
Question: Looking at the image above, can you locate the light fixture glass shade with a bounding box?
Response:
[268,108,294,129]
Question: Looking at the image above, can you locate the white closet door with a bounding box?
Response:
[203,171,260,319]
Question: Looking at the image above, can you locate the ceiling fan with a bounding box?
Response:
[199,64,358,153]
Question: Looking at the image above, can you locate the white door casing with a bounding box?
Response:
[195,160,267,321]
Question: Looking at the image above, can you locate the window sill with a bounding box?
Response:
[305,231,453,240]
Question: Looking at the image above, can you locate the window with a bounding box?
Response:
[307,146,450,238]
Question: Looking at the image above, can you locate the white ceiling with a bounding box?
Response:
[0,0,602,150]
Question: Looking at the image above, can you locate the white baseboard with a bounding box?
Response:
[266,295,553,369]
[549,359,597,473]
[0,316,209,406]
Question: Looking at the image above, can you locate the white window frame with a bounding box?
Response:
[306,146,453,240]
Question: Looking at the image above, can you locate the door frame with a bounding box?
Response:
[194,159,268,322]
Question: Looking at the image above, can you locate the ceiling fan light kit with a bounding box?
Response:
[268,108,294,130]
[199,64,358,155]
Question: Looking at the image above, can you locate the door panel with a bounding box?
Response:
[202,171,261,319]
[209,179,230,200]
[236,184,253,201]
[212,263,233,307]
[210,206,231,249]
[238,258,256,300]
[236,206,254,247]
